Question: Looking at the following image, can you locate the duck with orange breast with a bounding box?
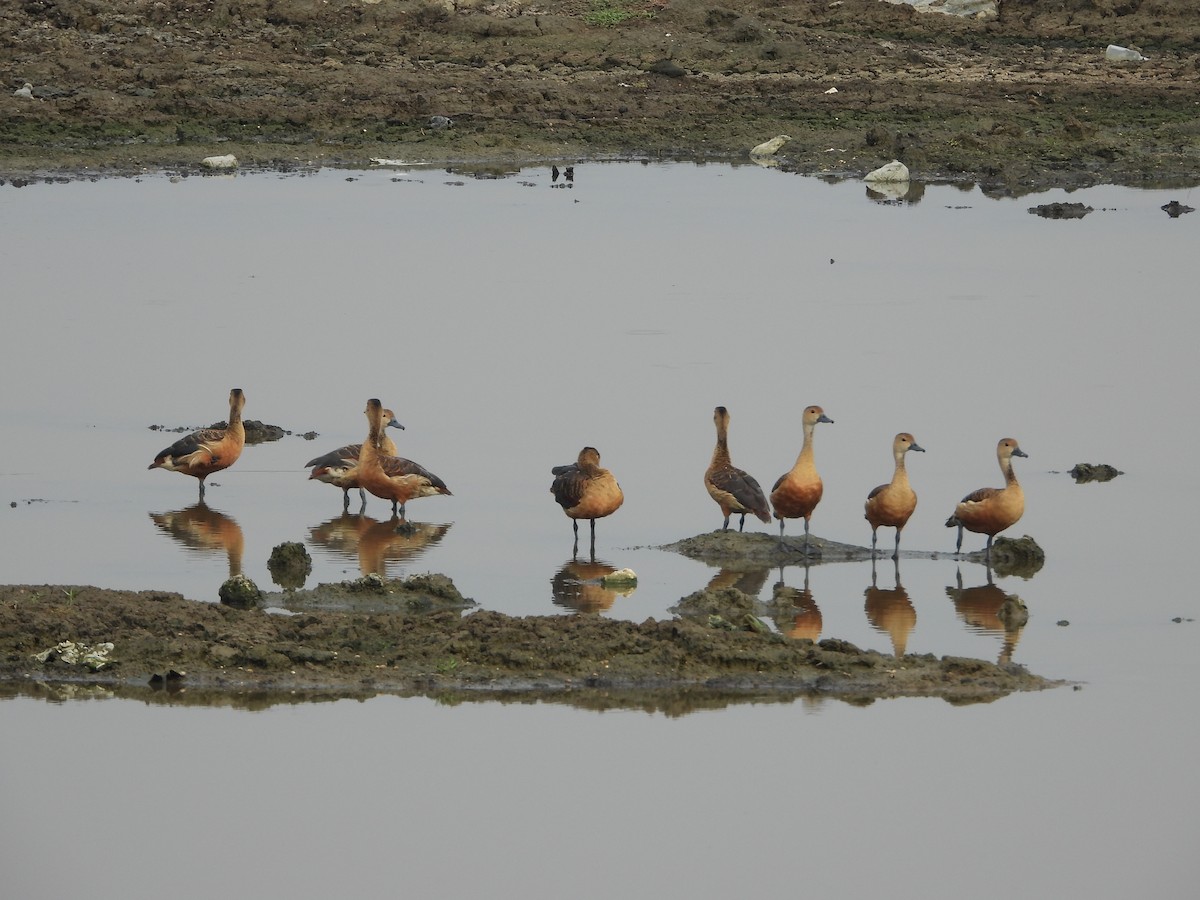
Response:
[148,389,246,500]
[550,446,624,557]
[306,406,450,512]
[864,432,925,561]
[946,438,1027,557]
[769,405,834,553]
[705,406,771,532]
[357,399,446,518]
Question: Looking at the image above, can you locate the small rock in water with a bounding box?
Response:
[864,159,910,183]
[1161,200,1194,218]
[200,154,238,170]
[1029,202,1092,219]
[1069,463,1123,483]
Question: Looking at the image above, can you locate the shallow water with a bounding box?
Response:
[2,163,1197,897]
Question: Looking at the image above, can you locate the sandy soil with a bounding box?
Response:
[3,0,1200,192]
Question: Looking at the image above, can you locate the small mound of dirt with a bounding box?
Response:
[1069,463,1123,483]
[1029,202,1093,219]
[267,542,312,590]
[986,536,1045,578]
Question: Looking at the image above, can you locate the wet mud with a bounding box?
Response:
[3,1,1200,191]
[0,575,1056,709]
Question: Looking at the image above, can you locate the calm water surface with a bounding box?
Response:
[1,163,1197,898]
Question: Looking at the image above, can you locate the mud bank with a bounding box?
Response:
[0,580,1056,708]
[3,0,1200,191]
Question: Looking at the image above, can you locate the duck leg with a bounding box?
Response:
[738,513,746,533]
[722,513,731,532]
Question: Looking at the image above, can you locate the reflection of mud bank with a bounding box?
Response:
[661,531,1044,575]
[0,583,1056,707]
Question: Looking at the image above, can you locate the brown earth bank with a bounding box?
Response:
[0,574,1056,710]
[3,0,1200,192]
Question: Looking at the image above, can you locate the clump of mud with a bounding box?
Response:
[985,536,1045,579]
[1029,202,1093,219]
[218,574,263,608]
[671,586,768,633]
[269,572,476,614]
[267,542,312,590]
[1069,463,1123,483]
[662,531,874,566]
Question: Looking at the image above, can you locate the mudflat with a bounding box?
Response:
[3,0,1199,190]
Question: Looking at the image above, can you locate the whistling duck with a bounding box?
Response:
[306,408,409,508]
[705,406,771,532]
[769,405,834,551]
[864,432,925,560]
[945,438,1027,555]
[148,389,246,499]
[550,446,624,557]
[357,399,446,518]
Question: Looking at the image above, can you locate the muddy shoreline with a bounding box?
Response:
[4,1,1200,192]
[0,531,1057,708]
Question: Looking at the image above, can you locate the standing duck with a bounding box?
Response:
[306,408,450,511]
[550,447,624,557]
[148,389,246,500]
[769,405,834,552]
[864,432,925,560]
[705,406,771,532]
[946,438,1027,556]
[357,399,445,518]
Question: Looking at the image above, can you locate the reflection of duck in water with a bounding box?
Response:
[308,512,451,578]
[705,406,771,532]
[946,438,1027,559]
[864,432,924,560]
[150,502,244,577]
[148,388,246,500]
[769,566,822,642]
[550,558,636,613]
[946,567,1027,665]
[770,405,833,552]
[358,399,449,517]
[864,559,917,656]
[305,406,404,509]
[550,447,624,559]
[704,564,771,598]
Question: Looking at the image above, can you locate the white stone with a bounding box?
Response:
[200,154,239,170]
[749,134,791,157]
[865,159,911,183]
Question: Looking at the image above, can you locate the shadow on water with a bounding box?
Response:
[550,557,637,613]
[307,513,451,577]
[0,678,980,716]
[149,502,244,577]
[946,566,1029,665]
[768,565,823,642]
[865,558,917,657]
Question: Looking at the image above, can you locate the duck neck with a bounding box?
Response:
[711,429,732,468]
[892,449,910,486]
[1001,455,1020,488]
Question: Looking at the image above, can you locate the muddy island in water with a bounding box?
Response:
[0,533,1056,710]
